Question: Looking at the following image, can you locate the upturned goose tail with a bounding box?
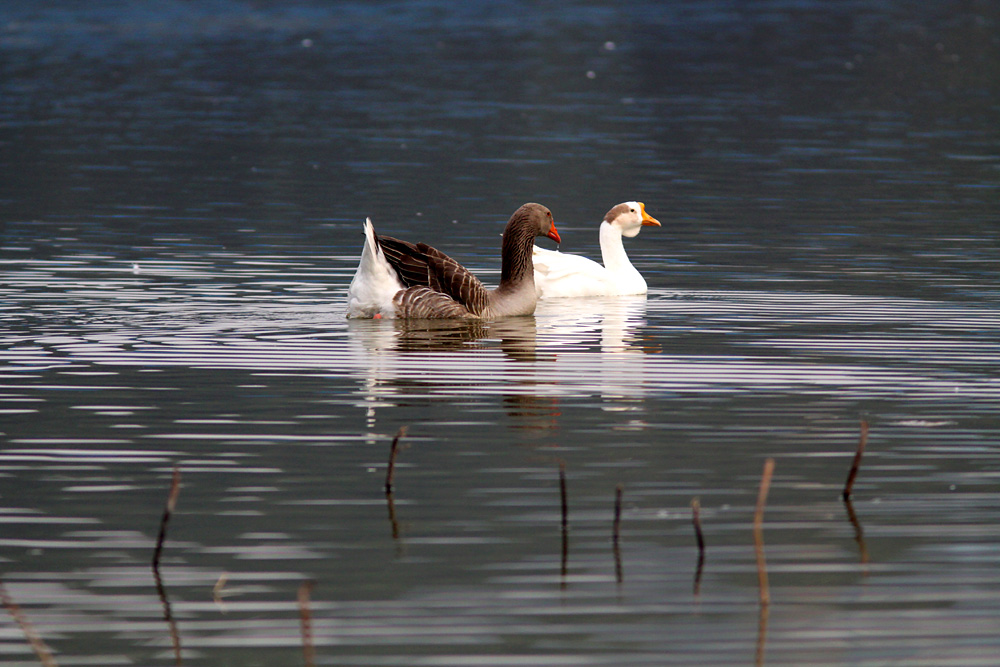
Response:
[346,218,405,318]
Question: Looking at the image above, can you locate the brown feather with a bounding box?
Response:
[418,244,490,316]
[604,203,631,223]
[376,233,491,316]
[363,203,555,318]
[393,286,474,319]
[376,234,432,288]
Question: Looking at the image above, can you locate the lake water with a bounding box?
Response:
[2,2,999,665]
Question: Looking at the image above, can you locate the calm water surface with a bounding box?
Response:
[2,2,999,665]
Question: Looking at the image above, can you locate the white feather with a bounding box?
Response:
[346,218,405,318]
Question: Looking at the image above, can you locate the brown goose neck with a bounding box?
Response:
[499,218,535,288]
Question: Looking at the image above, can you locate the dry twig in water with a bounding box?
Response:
[213,573,229,612]
[753,458,775,607]
[691,497,706,595]
[152,465,181,569]
[559,462,568,532]
[298,580,316,667]
[384,427,409,494]
[0,582,58,667]
[842,420,869,500]
[613,484,624,584]
[755,601,770,667]
[151,465,183,665]
[691,497,705,557]
[843,498,871,570]
[613,484,624,544]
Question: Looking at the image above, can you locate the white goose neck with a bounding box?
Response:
[599,221,634,272]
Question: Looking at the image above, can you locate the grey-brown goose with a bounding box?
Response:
[347,203,561,319]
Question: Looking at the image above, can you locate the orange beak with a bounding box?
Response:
[547,222,561,243]
[638,202,661,227]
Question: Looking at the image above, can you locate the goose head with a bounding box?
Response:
[499,203,561,288]
[508,202,561,244]
[605,201,660,238]
[531,203,562,244]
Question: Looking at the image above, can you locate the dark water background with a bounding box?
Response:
[2,1,999,665]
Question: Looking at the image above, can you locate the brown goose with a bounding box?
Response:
[347,203,561,319]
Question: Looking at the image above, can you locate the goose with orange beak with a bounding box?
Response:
[532,201,660,298]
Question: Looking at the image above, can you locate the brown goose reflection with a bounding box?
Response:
[398,318,565,433]
[393,319,491,352]
[502,392,561,433]
[347,314,540,359]
[394,317,541,362]
[347,316,546,439]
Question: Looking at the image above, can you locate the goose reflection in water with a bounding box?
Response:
[346,295,653,435]
[535,294,651,353]
[535,295,654,411]
[345,315,541,360]
[394,318,541,362]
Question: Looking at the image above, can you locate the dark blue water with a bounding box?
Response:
[2,2,999,665]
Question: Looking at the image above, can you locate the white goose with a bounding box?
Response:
[347,203,561,319]
[532,201,661,298]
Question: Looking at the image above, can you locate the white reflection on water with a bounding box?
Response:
[340,289,1000,422]
[3,273,1000,409]
[347,296,653,416]
[2,256,1000,666]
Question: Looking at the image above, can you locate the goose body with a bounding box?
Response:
[533,201,660,298]
[347,203,560,319]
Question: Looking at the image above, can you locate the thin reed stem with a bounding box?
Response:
[753,459,775,607]
[842,420,869,500]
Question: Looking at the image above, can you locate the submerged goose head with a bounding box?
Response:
[606,201,661,238]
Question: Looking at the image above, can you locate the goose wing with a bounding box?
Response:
[532,246,613,297]
[393,286,474,319]
[376,234,433,288]
[378,235,490,316]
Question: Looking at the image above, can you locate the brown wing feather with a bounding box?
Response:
[393,286,474,319]
[376,235,433,288]
[375,230,491,316]
[416,244,490,316]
